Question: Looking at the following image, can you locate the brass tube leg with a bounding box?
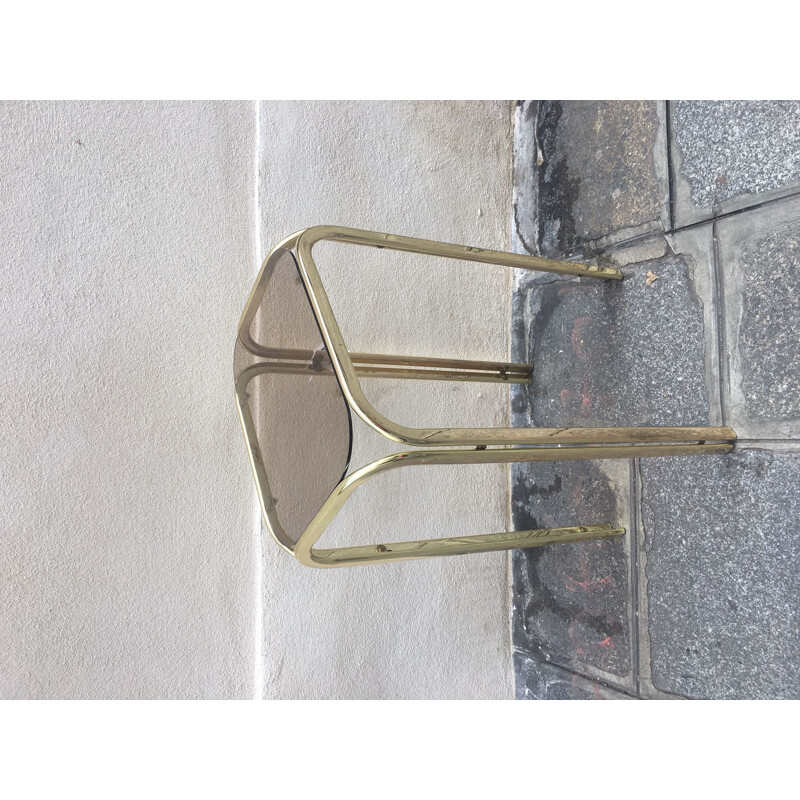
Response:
[353,365,531,384]
[351,352,533,384]
[311,523,625,567]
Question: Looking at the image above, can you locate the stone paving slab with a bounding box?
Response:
[514,650,632,700]
[536,101,669,258]
[640,449,800,699]
[512,230,716,431]
[513,100,800,700]
[512,458,633,690]
[511,227,720,697]
[671,101,800,227]
[717,196,800,438]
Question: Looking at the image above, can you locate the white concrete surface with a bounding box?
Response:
[0,102,257,698]
[258,101,514,699]
[1,100,515,699]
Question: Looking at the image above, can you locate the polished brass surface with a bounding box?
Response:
[234,356,530,384]
[351,351,532,373]
[351,351,532,384]
[354,365,531,384]
[235,225,737,568]
[311,524,626,567]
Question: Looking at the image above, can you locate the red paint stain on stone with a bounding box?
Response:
[571,316,593,359]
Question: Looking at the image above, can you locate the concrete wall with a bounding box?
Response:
[1,101,257,698]
[257,101,514,699]
[1,100,515,699]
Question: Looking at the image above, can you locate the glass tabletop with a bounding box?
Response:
[234,248,353,546]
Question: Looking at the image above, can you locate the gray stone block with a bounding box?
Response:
[512,458,633,689]
[671,101,800,226]
[717,197,800,438]
[640,449,800,699]
[510,226,723,694]
[514,650,633,700]
[512,229,717,430]
[535,101,669,257]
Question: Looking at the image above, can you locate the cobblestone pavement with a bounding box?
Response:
[511,101,800,699]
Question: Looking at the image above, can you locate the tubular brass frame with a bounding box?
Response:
[235,225,736,568]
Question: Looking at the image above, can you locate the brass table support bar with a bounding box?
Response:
[406,426,737,447]
[237,340,533,384]
[320,227,624,281]
[354,365,531,384]
[235,360,531,385]
[350,351,531,374]
[239,340,533,376]
[312,524,625,566]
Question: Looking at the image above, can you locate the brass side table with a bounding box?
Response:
[234,226,735,568]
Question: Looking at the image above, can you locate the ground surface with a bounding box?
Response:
[511,101,800,699]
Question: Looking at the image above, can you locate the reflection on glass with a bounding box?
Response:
[234,249,352,545]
